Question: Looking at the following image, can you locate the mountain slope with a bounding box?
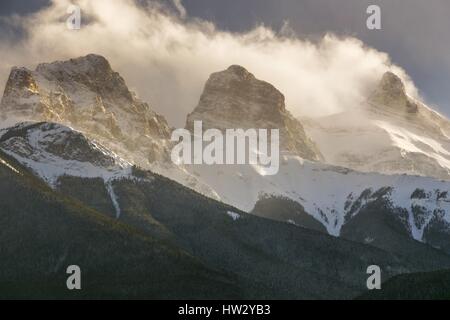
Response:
[0,149,242,299]
[303,72,450,180]
[359,269,450,300]
[186,156,450,246]
[46,166,450,299]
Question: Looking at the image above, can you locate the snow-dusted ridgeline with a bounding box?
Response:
[188,156,450,239]
[0,122,132,218]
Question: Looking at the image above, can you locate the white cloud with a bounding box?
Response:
[0,0,418,126]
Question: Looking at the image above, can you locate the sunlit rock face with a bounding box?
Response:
[370,71,418,113]
[186,65,323,161]
[1,54,172,164]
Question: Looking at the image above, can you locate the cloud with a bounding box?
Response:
[0,0,418,126]
[279,20,297,38]
[171,0,186,19]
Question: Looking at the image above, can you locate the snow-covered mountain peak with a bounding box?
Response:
[302,71,450,180]
[0,54,172,164]
[0,121,131,186]
[186,65,322,161]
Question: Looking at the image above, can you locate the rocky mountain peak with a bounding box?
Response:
[35,54,133,103]
[0,54,172,165]
[380,72,405,94]
[225,64,256,80]
[186,65,322,161]
[370,71,418,113]
[193,65,286,120]
[36,54,111,74]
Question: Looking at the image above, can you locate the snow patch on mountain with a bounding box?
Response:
[227,211,241,221]
[106,181,122,218]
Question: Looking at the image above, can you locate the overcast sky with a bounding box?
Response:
[1,0,449,121]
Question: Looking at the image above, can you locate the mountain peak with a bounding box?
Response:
[186,66,322,161]
[370,71,418,113]
[36,53,111,74]
[224,65,255,79]
[34,53,133,102]
[0,54,172,165]
[380,71,404,92]
[188,65,285,125]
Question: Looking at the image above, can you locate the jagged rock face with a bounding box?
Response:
[186,65,322,161]
[2,68,39,101]
[370,72,418,113]
[0,54,171,164]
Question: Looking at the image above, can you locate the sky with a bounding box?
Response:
[0,0,449,126]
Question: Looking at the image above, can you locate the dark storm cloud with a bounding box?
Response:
[0,0,50,15]
[0,0,51,40]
